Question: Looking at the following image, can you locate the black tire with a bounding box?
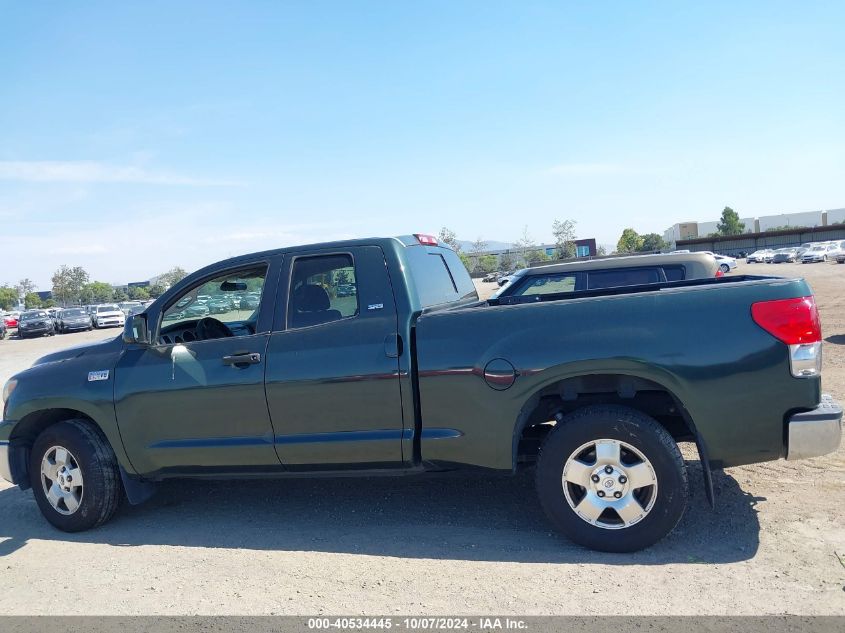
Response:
[29,419,123,532]
[719,263,730,273]
[536,405,688,552]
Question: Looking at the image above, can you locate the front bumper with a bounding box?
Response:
[97,319,124,327]
[63,322,91,330]
[787,394,843,460]
[19,326,50,335]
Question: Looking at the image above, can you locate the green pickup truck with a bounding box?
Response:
[1,234,841,552]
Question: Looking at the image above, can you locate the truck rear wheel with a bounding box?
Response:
[535,405,688,552]
[29,419,123,532]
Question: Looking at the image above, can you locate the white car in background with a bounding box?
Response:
[746,249,775,263]
[704,253,737,273]
[801,243,837,263]
[94,304,125,329]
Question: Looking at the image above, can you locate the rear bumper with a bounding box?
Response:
[786,394,843,460]
[0,441,11,483]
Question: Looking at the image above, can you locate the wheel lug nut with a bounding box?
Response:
[618,476,627,484]
[66,476,72,482]
[591,474,600,483]
[604,465,613,474]
[613,491,622,499]
[597,490,605,498]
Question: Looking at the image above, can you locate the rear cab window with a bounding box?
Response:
[587,268,661,290]
[509,273,580,297]
[404,245,478,308]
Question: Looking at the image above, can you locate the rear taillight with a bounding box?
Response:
[751,296,822,378]
[715,269,724,278]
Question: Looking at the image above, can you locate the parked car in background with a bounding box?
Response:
[3,312,19,329]
[493,252,720,300]
[56,307,94,333]
[93,304,126,329]
[0,319,6,339]
[17,310,56,338]
[118,301,143,316]
[336,284,356,298]
[712,254,737,273]
[801,244,837,263]
[482,272,498,283]
[184,303,210,318]
[747,249,775,263]
[207,297,234,314]
[772,248,800,263]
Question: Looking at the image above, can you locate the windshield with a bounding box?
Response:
[63,309,86,317]
[97,305,119,313]
[21,311,48,321]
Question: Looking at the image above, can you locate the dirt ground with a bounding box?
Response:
[0,261,843,615]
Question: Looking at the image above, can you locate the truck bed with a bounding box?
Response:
[487,274,787,306]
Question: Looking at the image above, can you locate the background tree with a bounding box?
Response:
[84,281,115,303]
[597,246,607,256]
[0,285,19,310]
[148,283,167,299]
[638,233,668,252]
[617,228,644,253]
[437,227,461,252]
[552,219,577,259]
[128,286,151,300]
[113,289,129,302]
[499,252,515,271]
[469,237,488,255]
[51,265,90,306]
[477,254,498,273]
[514,226,541,266]
[158,267,189,289]
[16,278,36,297]
[24,292,42,309]
[716,207,746,236]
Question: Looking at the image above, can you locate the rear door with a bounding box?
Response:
[264,246,406,468]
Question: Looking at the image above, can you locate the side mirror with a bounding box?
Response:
[123,314,150,345]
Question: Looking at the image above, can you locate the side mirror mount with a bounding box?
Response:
[123,314,150,345]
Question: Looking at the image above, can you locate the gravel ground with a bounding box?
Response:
[0,260,843,615]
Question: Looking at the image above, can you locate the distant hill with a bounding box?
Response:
[456,239,513,252]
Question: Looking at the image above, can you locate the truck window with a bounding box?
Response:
[404,245,478,308]
[587,268,660,290]
[662,266,685,282]
[288,254,358,328]
[511,273,578,297]
[161,266,268,333]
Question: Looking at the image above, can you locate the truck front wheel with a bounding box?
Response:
[29,419,123,532]
[535,405,688,552]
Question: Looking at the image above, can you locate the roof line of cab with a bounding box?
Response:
[182,234,442,280]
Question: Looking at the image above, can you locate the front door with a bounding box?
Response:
[265,246,406,468]
[114,260,282,476]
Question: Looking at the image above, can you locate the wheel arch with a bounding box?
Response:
[8,404,135,488]
[511,369,715,507]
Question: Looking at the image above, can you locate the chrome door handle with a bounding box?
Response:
[222,352,261,366]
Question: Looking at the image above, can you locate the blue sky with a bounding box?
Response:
[2,1,844,288]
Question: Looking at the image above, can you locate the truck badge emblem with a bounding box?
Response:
[88,370,109,382]
[367,303,384,311]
